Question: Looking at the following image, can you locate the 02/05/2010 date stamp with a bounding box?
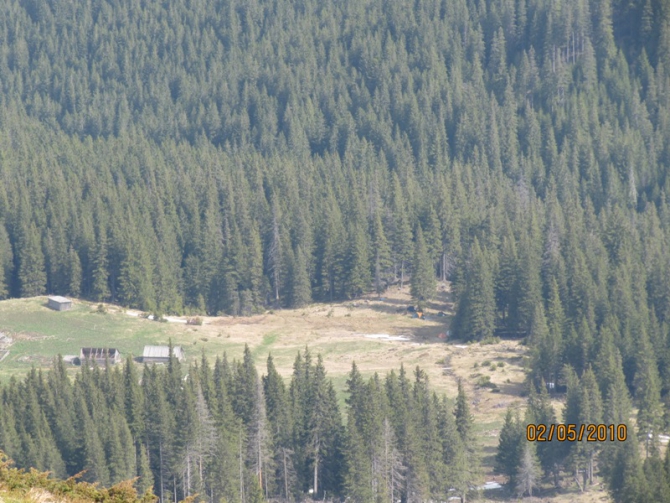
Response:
[526,423,627,442]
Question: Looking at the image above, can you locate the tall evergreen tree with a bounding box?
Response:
[17,222,46,297]
[456,239,496,340]
[410,225,436,308]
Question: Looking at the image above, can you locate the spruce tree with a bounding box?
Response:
[68,247,82,297]
[410,225,436,308]
[495,408,523,488]
[91,225,110,301]
[289,245,311,308]
[389,174,413,288]
[457,239,495,340]
[343,222,371,299]
[454,381,476,462]
[17,222,47,297]
[370,209,392,295]
[136,443,154,496]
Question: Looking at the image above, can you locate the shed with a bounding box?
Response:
[142,345,184,364]
[80,347,121,365]
[47,296,72,311]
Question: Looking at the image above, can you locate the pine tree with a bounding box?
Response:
[456,239,495,341]
[370,209,392,295]
[343,414,374,503]
[68,247,82,297]
[609,436,652,503]
[454,380,472,445]
[263,355,293,499]
[122,357,144,443]
[643,454,670,503]
[495,235,517,324]
[634,330,663,457]
[579,368,603,486]
[136,443,154,496]
[389,174,413,288]
[0,223,13,299]
[17,222,46,297]
[289,245,311,308]
[495,408,523,488]
[76,392,110,486]
[410,225,436,308]
[514,233,542,332]
[516,442,541,498]
[91,225,110,301]
[343,221,371,299]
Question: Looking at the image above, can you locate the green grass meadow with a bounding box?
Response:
[0,298,243,381]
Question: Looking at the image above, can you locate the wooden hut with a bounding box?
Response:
[79,348,121,365]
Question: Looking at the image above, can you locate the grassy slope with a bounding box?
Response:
[0,287,611,502]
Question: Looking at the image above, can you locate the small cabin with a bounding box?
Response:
[80,347,121,365]
[142,345,184,364]
[47,296,72,311]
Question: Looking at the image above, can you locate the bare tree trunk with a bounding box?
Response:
[283,449,289,500]
[199,454,203,492]
[239,436,246,503]
[375,251,381,294]
[159,440,164,503]
[384,425,390,503]
[257,436,263,497]
[186,454,191,496]
[313,441,320,498]
[575,466,583,492]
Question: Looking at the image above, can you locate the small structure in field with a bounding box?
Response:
[80,347,121,365]
[47,296,72,311]
[142,345,184,364]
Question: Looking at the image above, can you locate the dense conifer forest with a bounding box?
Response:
[1,0,670,500]
[0,350,478,503]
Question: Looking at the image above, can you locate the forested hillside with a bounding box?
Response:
[1,0,670,500]
[0,350,477,503]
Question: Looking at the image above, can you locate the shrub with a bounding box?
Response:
[476,375,497,389]
[0,452,157,503]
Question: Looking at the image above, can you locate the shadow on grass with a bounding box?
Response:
[496,380,527,397]
[390,323,452,342]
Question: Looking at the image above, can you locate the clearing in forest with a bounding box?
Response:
[0,286,610,502]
